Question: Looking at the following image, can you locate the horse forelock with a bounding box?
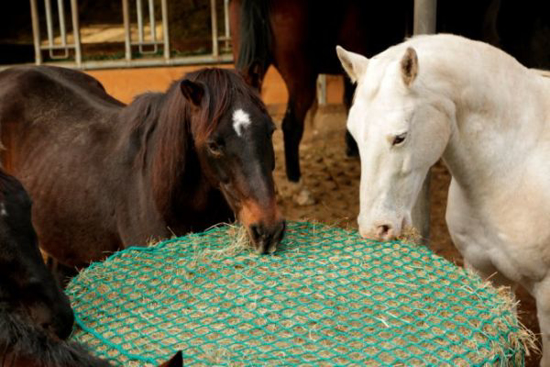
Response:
[187,68,267,142]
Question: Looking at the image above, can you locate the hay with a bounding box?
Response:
[67,222,534,366]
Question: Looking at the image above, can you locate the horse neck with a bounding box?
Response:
[421,43,549,192]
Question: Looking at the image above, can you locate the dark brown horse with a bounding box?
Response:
[230,0,412,182]
[0,66,285,274]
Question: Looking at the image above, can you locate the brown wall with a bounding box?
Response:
[87,65,344,106]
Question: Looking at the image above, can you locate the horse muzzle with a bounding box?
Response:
[248,219,286,254]
[358,214,407,242]
[29,300,75,340]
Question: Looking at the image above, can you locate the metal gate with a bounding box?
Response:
[28,0,232,70]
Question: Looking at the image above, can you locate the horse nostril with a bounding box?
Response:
[376,224,393,239]
[248,221,286,255]
[250,224,261,242]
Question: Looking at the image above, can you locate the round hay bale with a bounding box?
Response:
[67,222,533,366]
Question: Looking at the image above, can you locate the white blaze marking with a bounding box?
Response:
[0,203,7,217]
[232,108,251,137]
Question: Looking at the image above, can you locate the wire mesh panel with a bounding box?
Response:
[67,222,531,366]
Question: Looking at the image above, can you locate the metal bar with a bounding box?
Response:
[76,53,233,68]
[70,0,82,67]
[47,0,69,59]
[317,75,327,105]
[223,0,230,50]
[414,0,437,35]
[136,0,144,52]
[40,44,79,50]
[148,0,157,45]
[122,0,132,61]
[44,0,54,48]
[137,0,158,54]
[0,54,233,72]
[161,0,170,60]
[210,0,219,57]
[30,0,42,65]
[129,41,164,46]
[57,0,67,47]
[412,0,437,244]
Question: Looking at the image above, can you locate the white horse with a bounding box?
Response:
[337,34,550,365]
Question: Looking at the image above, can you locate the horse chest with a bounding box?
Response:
[446,178,550,286]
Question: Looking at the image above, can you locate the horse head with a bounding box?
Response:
[0,171,74,340]
[154,69,285,254]
[337,44,453,241]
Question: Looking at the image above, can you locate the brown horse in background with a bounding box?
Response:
[230,0,550,187]
[230,0,413,184]
[0,66,285,276]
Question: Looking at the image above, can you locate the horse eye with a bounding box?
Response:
[206,140,223,156]
[393,133,407,146]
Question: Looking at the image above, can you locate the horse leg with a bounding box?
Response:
[281,75,317,205]
[536,282,550,366]
[282,78,316,183]
[343,77,359,157]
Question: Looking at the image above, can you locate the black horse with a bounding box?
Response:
[0,168,99,366]
[0,167,182,367]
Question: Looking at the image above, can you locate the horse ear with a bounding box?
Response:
[336,46,369,83]
[180,80,204,107]
[157,351,183,367]
[400,47,418,87]
[237,62,264,91]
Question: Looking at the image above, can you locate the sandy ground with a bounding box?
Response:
[88,66,541,365]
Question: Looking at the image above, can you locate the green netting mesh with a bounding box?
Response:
[67,222,531,366]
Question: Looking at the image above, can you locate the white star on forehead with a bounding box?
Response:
[232,108,251,137]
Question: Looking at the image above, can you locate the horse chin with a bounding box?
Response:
[25,302,74,341]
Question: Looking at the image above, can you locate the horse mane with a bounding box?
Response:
[236,0,272,78]
[141,68,266,215]
[0,310,109,367]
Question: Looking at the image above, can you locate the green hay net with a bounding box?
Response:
[67,222,530,366]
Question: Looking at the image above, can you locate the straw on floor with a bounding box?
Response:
[67,221,534,366]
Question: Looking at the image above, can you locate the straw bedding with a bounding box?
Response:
[67,221,534,366]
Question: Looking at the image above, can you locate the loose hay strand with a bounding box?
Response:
[67,222,534,366]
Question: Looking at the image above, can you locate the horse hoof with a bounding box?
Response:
[277,180,315,206]
[293,187,315,206]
